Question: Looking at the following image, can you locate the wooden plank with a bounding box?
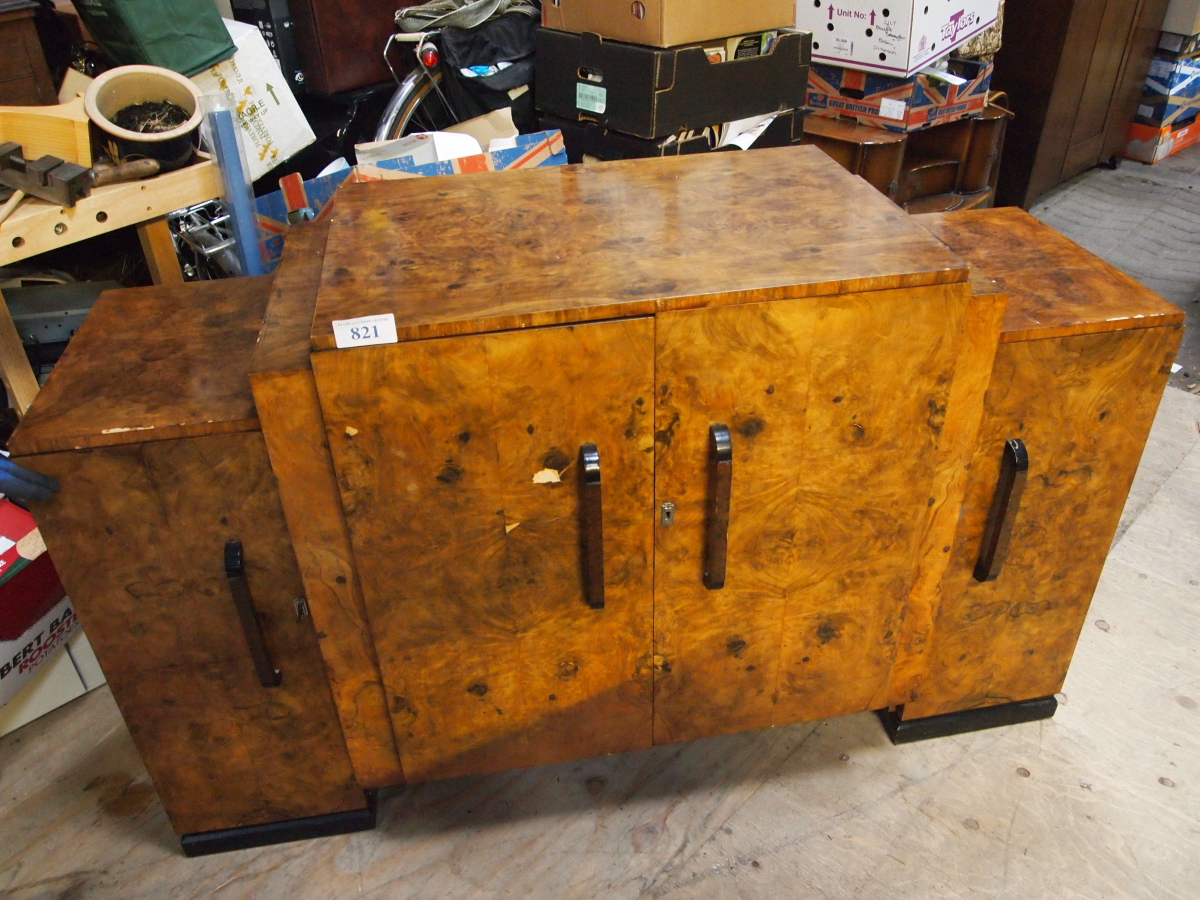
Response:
[652,283,973,744]
[0,159,220,267]
[901,324,1182,719]
[26,432,364,835]
[252,370,403,789]
[9,275,272,456]
[915,207,1185,342]
[0,96,92,166]
[251,221,331,378]
[887,280,1009,707]
[0,285,39,416]
[135,217,184,286]
[250,220,403,789]
[653,295,819,742]
[312,319,656,783]
[482,319,656,769]
[310,148,970,349]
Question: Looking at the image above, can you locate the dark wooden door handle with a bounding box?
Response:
[224,540,283,687]
[704,424,733,590]
[579,443,605,609]
[974,439,1029,583]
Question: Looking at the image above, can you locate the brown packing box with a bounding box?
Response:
[542,0,795,48]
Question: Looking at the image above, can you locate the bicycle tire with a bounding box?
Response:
[374,68,461,142]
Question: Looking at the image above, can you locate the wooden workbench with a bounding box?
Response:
[0,158,222,415]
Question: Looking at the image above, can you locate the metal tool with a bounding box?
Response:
[0,142,92,210]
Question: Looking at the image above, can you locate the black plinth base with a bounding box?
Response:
[181,794,377,857]
[877,695,1058,745]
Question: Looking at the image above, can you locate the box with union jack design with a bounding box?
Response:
[806,58,993,133]
[256,130,568,269]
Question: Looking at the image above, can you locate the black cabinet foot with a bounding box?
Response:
[877,695,1058,745]
[181,792,377,856]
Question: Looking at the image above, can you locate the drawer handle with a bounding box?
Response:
[224,540,283,687]
[579,443,605,609]
[704,424,733,590]
[973,439,1029,583]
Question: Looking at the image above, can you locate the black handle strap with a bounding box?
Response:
[974,439,1030,583]
[224,540,282,687]
[579,443,605,609]
[704,424,733,591]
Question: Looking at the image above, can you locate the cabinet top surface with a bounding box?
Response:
[311,146,970,350]
[10,276,273,457]
[916,208,1185,342]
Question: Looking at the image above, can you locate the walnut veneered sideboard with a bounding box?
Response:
[9,148,1182,854]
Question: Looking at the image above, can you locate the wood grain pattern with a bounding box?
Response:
[25,432,365,835]
[886,279,1009,708]
[312,319,656,782]
[900,324,1182,719]
[310,148,969,349]
[915,207,1185,342]
[251,221,404,789]
[652,283,972,744]
[10,276,273,456]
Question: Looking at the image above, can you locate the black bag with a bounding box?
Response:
[438,12,538,130]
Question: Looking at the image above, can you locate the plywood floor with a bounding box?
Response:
[1,386,1197,900]
[1031,142,1200,390]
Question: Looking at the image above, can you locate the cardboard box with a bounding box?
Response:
[1137,55,1200,128]
[1157,30,1200,61]
[795,0,1000,78]
[256,130,567,268]
[0,595,79,708]
[542,0,795,49]
[535,28,810,139]
[1125,116,1200,163]
[1163,0,1200,39]
[0,500,44,590]
[0,553,65,643]
[191,19,315,181]
[807,58,992,132]
[543,109,807,162]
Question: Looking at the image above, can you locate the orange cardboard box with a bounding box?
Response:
[542,0,795,48]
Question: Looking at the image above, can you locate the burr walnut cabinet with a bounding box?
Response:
[7,149,1182,852]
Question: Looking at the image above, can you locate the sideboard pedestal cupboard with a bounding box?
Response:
[10,149,1182,853]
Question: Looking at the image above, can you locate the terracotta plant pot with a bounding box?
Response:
[84,65,204,172]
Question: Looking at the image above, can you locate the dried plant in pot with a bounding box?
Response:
[84,65,204,172]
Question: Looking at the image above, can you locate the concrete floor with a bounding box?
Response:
[2,156,1199,899]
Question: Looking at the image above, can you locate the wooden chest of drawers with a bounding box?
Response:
[9,149,1182,852]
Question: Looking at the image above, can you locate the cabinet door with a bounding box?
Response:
[313,319,656,783]
[28,433,366,836]
[899,325,1181,719]
[653,285,969,744]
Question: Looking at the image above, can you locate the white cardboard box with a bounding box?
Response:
[1164,0,1200,38]
[0,632,105,737]
[192,19,314,181]
[795,0,1000,77]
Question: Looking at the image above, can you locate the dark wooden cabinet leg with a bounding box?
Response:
[876,696,1058,745]
[180,792,377,857]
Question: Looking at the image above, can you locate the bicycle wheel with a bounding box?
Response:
[374,68,462,141]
